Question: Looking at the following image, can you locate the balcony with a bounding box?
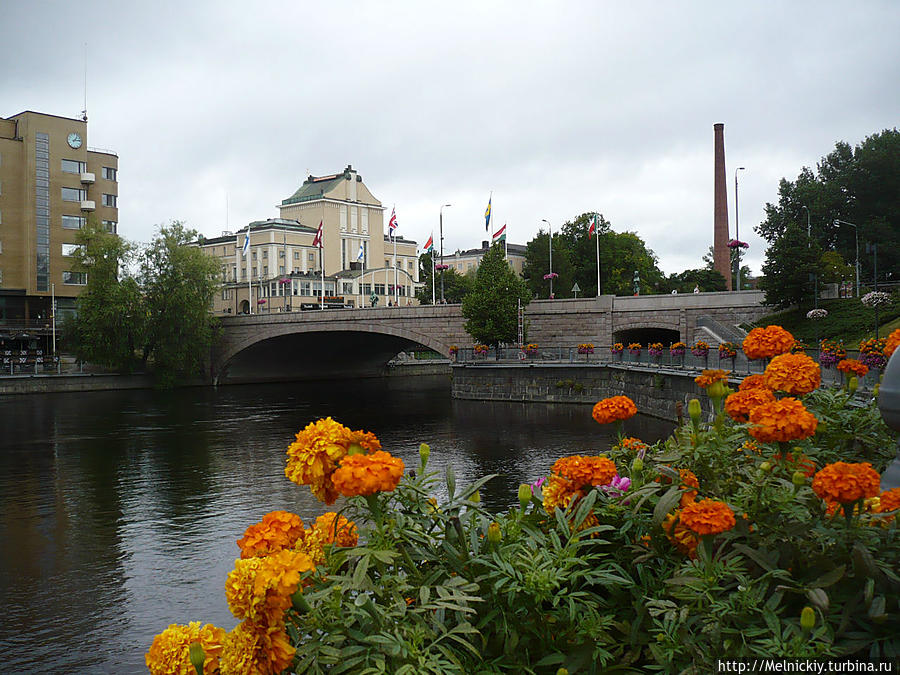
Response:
[80,200,96,212]
[80,172,95,184]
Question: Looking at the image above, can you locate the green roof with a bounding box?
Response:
[282,173,347,206]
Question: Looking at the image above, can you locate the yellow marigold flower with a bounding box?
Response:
[738,374,769,391]
[694,369,730,389]
[679,499,736,535]
[662,510,699,558]
[551,455,618,488]
[220,621,295,675]
[763,353,821,395]
[285,417,356,504]
[313,512,358,548]
[724,387,776,423]
[542,474,584,512]
[742,325,795,360]
[225,549,315,625]
[331,450,405,497]
[748,397,818,443]
[837,358,869,378]
[146,622,225,675]
[812,462,881,505]
[885,328,900,359]
[739,439,762,454]
[592,396,637,424]
[237,511,306,559]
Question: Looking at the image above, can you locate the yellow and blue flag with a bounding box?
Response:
[484,195,492,231]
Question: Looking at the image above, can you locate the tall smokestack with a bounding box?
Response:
[713,123,731,290]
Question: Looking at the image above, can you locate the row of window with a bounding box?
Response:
[61,215,117,232]
[60,187,117,207]
[61,159,116,181]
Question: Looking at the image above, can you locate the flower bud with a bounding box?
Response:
[518,483,532,509]
[487,522,502,545]
[556,669,570,675]
[347,442,365,456]
[189,642,205,675]
[848,376,858,396]
[469,490,481,503]
[792,471,807,486]
[760,461,773,473]
[707,380,727,400]
[419,443,430,467]
[291,588,311,613]
[800,606,816,631]
[688,399,702,422]
[631,457,644,473]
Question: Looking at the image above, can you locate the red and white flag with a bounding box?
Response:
[588,214,597,239]
[312,220,323,247]
[492,223,507,242]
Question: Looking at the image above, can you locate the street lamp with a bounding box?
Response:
[801,205,810,244]
[542,219,554,299]
[439,204,451,303]
[834,219,860,298]
[734,167,745,290]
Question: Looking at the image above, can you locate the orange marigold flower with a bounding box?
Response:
[237,511,306,559]
[743,325,795,360]
[876,488,900,522]
[738,374,769,391]
[347,428,382,454]
[772,451,817,477]
[146,622,226,675]
[552,455,618,487]
[662,510,699,558]
[313,512,358,548]
[225,549,315,625]
[762,353,821,395]
[694,369,730,389]
[837,358,869,378]
[724,388,776,423]
[591,396,637,424]
[332,450,405,497]
[656,467,699,507]
[812,462,881,504]
[748,397,818,443]
[884,329,900,360]
[679,499,736,535]
[285,417,361,504]
[220,621,295,675]
[618,436,649,453]
[542,474,584,512]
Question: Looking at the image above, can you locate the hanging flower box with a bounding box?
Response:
[718,342,737,360]
[670,342,686,357]
[542,272,558,281]
[523,343,539,357]
[577,343,595,355]
[627,342,642,357]
[648,343,664,358]
[691,341,710,358]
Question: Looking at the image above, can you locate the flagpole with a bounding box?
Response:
[247,226,253,314]
[320,222,325,311]
[393,231,398,306]
[431,250,436,305]
[595,215,601,297]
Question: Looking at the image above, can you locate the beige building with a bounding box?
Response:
[442,239,527,277]
[0,110,118,336]
[199,166,419,313]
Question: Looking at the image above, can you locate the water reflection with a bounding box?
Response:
[0,377,671,673]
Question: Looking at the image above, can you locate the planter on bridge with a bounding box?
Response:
[577,343,594,362]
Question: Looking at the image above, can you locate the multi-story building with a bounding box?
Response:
[0,111,118,343]
[199,166,419,313]
[441,240,527,277]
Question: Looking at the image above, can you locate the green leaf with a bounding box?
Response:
[652,487,682,528]
[809,565,845,589]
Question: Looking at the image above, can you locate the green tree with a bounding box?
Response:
[139,221,221,386]
[702,245,752,289]
[521,228,575,299]
[415,252,473,304]
[461,242,530,348]
[819,250,854,285]
[71,221,144,371]
[665,268,728,294]
[758,223,823,309]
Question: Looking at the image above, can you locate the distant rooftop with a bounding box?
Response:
[282,164,363,206]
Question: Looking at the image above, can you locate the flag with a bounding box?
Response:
[484,196,492,231]
[242,231,250,257]
[588,214,597,240]
[312,220,323,248]
[388,208,398,240]
[423,234,434,253]
[357,242,364,261]
[492,223,507,243]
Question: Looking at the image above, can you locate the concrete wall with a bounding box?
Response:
[0,373,155,395]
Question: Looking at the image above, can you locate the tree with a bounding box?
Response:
[521,229,575,299]
[461,242,530,349]
[415,252,473,304]
[758,223,822,309]
[71,221,144,371]
[139,222,222,386]
[702,245,752,289]
[665,268,727,294]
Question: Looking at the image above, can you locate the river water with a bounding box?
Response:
[0,376,671,674]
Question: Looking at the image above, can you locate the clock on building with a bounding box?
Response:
[67,132,83,149]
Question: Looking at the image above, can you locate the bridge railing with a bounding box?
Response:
[453,345,884,390]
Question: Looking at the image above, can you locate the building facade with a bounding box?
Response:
[199,166,419,313]
[0,111,117,342]
[441,240,527,277]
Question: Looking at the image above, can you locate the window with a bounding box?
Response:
[63,271,87,285]
[263,265,268,276]
[241,268,246,279]
[252,251,257,260]
[385,259,390,268]
[262,250,268,259]
[61,159,86,174]
[342,282,353,294]
[222,288,231,300]
[102,220,117,233]
[102,194,117,207]
[293,251,299,260]
[375,283,385,295]
[62,243,83,257]
[278,250,285,258]
[301,282,311,295]
[362,283,372,295]
[279,265,285,275]
[308,252,314,263]
[102,167,117,181]
[408,261,414,270]
[62,187,86,202]
[62,215,86,230]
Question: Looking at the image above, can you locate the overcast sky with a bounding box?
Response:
[3,1,898,276]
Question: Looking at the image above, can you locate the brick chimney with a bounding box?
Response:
[713,123,731,290]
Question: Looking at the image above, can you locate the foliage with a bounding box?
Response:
[665,266,727,294]
[461,243,530,349]
[759,223,823,309]
[521,228,575,299]
[416,252,474,305]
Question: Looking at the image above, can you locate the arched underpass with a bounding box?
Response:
[613,327,681,346]
[217,331,430,384]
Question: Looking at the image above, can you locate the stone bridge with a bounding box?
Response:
[212,291,769,384]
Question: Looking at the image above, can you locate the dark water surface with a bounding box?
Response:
[0,376,672,674]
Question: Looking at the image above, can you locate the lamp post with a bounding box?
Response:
[834,219,860,298]
[801,205,810,244]
[542,219,553,299]
[439,203,451,303]
[734,166,745,290]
